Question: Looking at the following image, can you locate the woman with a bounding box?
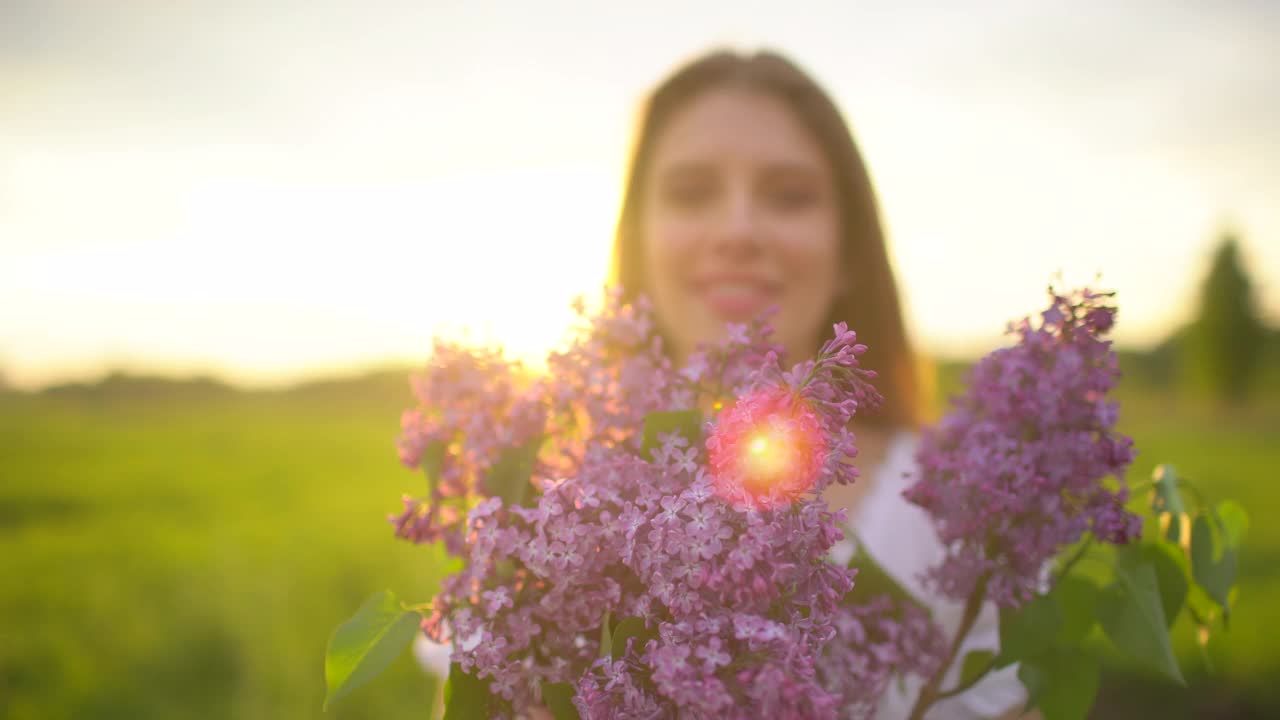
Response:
[420,48,1030,719]
[609,49,1028,719]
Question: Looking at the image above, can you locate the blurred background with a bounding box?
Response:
[1,1,1276,718]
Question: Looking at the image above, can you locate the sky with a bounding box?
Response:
[3,0,1278,389]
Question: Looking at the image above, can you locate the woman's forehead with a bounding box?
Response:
[649,89,829,173]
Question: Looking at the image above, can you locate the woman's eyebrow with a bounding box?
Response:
[657,162,715,182]
[658,161,823,182]
[757,161,824,180]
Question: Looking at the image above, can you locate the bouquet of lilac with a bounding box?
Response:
[392,292,925,719]
[324,288,1246,720]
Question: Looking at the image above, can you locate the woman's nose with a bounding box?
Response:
[710,188,762,257]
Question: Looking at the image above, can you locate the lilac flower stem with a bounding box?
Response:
[906,573,990,720]
[934,654,996,702]
[1053,535,1094,584]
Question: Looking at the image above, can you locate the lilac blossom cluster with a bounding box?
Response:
[450,445,852,717]
[706,324,885,511]
[904,289,1142,607]
[539,294,678,476]
[816,598,946,719]
[392,340,547,555]
[395,293,912,717]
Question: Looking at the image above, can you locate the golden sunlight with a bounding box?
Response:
[710,389,831,509]
[1,160,621,388]
[744,429,794,484]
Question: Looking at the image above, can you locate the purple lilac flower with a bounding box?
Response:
[541,290,682,476]
[706,386,829,509]
[816,597,946,719]
[406,298,888,717]
[904,288,1141,607]
[390,337,547,553]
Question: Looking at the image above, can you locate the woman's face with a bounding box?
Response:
[640,88,844,365]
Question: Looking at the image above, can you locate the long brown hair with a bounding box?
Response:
[610,49,922,429]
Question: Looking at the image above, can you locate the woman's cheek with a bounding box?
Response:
[780,226,842,348]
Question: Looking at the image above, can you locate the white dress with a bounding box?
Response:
[832,431,1026,720]
[414,431,1027,719]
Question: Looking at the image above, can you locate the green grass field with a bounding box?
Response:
[1,369,1276,718]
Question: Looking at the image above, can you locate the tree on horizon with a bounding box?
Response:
[1185,231,1268,402]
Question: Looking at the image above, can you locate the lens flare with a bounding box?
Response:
[708,387,829,509]
[743,427,795,485]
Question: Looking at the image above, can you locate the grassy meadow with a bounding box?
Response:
[1,363,1277,719]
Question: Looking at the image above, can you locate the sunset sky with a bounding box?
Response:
[3,0,1277,389]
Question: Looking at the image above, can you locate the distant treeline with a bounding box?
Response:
[7,325,1277,407]
[1120,327,1280,392]
[5,230,1273,407]
[2,367,417,410]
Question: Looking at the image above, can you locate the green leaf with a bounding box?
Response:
[1052,575,1100,645]
[1191,510,1239,618]
[640,410,703,461]
[1150,465,1188,544]
[443,663,496,720]
[324,590,422,709]
[1118,542,1189,628]
[959,649,995,688]
[611,616,655,659]
[485,437,542,507]
[1017,647,1101,720]
[998,592,1061,666]
[1215,500,1248,548]
[542,681,581,720]
[422,440,448,493]
[845,535,930,615]
[1098,562,1184,684]
[1185,580,1217,617]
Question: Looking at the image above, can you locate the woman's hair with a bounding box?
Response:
[610,49,923,429]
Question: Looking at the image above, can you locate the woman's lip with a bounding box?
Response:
[697,282,778,321]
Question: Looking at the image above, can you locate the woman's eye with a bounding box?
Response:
[765,183,818,211]
[662,181,716,209]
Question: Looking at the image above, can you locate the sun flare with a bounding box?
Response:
[708,388,830,509]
